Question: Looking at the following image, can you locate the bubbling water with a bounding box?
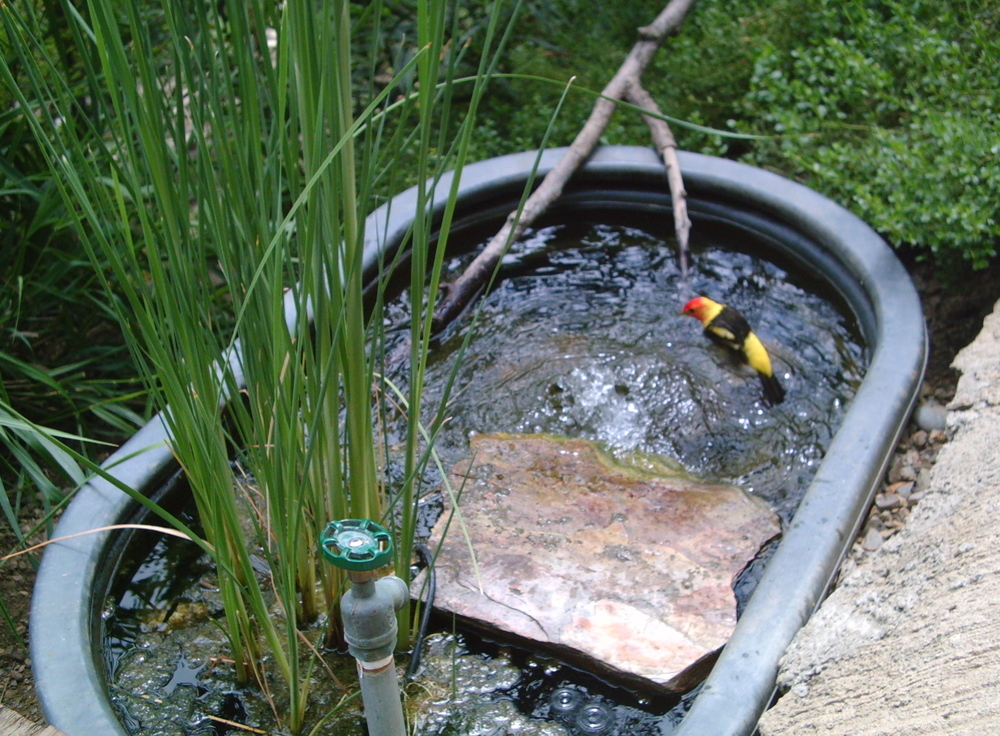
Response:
[385,220,865,523]
[550,687,584,715]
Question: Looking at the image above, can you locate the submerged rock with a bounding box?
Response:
[416,433,780,691]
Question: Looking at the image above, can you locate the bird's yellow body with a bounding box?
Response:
[681,295,785,406]
[730,330,774,379]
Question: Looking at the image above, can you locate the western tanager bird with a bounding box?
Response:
[681,295,786,406]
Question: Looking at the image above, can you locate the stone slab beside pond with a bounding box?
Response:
[758,298,1000,736]
[415,433,780,691]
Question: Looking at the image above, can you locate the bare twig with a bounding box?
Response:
[625,79,691,281]
[431,0,698,333]
[0,524,200,562]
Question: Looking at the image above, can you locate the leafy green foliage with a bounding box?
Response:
[467,0,999,272]
[737,1,1000,269]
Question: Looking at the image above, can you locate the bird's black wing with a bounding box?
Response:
[703,306,752,353]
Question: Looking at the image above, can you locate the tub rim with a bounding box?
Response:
[30,145,926,736]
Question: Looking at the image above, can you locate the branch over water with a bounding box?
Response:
[431,0,698,334]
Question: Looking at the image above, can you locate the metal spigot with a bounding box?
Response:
[320,519,408,736]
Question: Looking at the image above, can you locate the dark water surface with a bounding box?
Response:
[386,219,865,524]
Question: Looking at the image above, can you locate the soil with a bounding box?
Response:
[0,509,47,722]
[3,259,1000,726]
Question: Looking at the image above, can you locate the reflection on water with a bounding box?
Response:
[412,632,690,736]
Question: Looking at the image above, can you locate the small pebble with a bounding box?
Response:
[915,468,933,492]
[887,458,903,483]
[914,401,947,432]
[862,528,884,551]
[875,493,905,510]
[888,457,917,484]
[4,648,27,664]
[891,481,915,499]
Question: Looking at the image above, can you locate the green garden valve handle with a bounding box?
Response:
[319,519,394,572]
[320,519,407,736]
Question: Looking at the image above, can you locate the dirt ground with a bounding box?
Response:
[3,258,1000,726]
[0,508,47,722]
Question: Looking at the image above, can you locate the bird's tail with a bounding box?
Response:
[759,373,786,407]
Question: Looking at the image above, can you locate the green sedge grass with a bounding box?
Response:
[1,0,537,731]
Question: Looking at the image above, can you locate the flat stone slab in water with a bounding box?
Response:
[418,433,780,691]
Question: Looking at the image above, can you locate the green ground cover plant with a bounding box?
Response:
[737,1,1000,270]
[474,0,1000,270]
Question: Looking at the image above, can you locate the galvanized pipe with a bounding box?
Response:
[341,572,409,736]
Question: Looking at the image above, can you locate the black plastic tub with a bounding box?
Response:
[31,146,926,735]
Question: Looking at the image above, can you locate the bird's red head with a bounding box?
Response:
[680,296,717,325]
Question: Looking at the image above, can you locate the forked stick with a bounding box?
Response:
[431,0,698,333]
